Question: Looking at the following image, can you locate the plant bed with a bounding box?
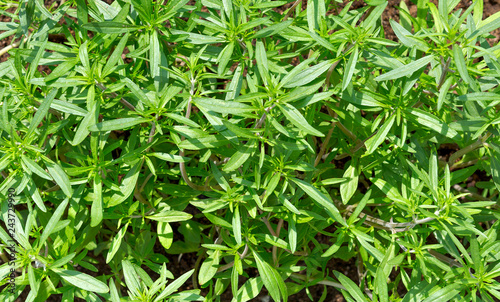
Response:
[1,0,500,301]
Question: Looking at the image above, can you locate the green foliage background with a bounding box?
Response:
[1,0,500,301]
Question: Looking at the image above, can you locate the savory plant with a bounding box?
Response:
[0,0,499,301]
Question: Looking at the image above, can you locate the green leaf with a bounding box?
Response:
[146,210,192,222]
[452,44,473,85]
[288,214,297,253]
[83,21,141,33]
[194,98,256,118]
[21,155,52,180]
[165,113,201,128]
[389,19,428,52]
[252,250,287,302]
[150,152,191,163]
[45,160,73,197]
[231,277,263,302]
[421,283,462,302]
[79,41,90,72]
[154,269,194,302]
[223,140,257,172]
[157,221,173,249]
[342,45,359,91]
[122,260,141,297]
[49,253,76,269]
[255,41,268,84]
[277,103,324,137]
[122,77,156,108]
[278,56,318,88]
[72,101,98,146]
[26,176,47,212]
[109,278,121,302]
[307,0,325,31]
[232,205,242,244]
[150,29,169,92]
[198,250,220,285]
[290,178,346,226]
[221,119,257,139]
[457,92,500,102]
[322,232,345,257]
[26,88,58,140]
[52,268,109,293]
[365,114,396,154]
[472,12,500,38]
[308,31,336,52]
[0,153,12,172]
[39,198,69,248]
[341,89,386,108]
[103,32,129,77]
[108,159,143,207]
[91,174,103,227]
[340,160,359,204]
[204,213,233,229]
[405,108,459,139]
[51,100,89,117]
[106,223,129,264]
[89,117,150,132]
[490,150,500,193]
[283,60,332,88]
[437,77,453,111]
[375,55,433,81]
[217,41,235,75]
[334,271,368,302]
[251,20,293,39]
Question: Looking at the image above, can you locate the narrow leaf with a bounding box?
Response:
[26,88,58,139]
[365,114,396,154]
[290,178,346,226]
[375,56,433,81]
[83,21,141,34]
[89,118,150,132]
[39,198,69,248]
[277,103,324,137]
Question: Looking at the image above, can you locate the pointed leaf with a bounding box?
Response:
[290,178,346,226]
[277,103,324,137]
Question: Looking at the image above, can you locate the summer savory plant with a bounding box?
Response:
[0,0,500,301]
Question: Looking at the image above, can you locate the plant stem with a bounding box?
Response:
[448,132,492,166]
[314,122,335,166]
[283,0,302,21]
[0,35,28,57]
[96,82,137,112]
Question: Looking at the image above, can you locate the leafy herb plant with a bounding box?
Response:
[1,0,500,301]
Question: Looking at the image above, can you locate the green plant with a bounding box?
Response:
[1,0,500,301]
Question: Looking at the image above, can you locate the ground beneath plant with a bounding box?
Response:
[3,0,499,301]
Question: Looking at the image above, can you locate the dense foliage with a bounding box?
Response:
[1,0,500,301]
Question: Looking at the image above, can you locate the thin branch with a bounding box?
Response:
[338,200,437,233]
[254,104,276,129]
[178,79,222,191]
[96,82,137,112]
[283,0,302,21]
[139,173,153,193]
[0,35,28,57]
[261,213,277,237]
[448,133,492,166]
[314,122,335,166]
[450,156,488,170]
[427,249,462,268]
[437,57,451,91]
[272,219,284,266]
[452,184,491,201]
